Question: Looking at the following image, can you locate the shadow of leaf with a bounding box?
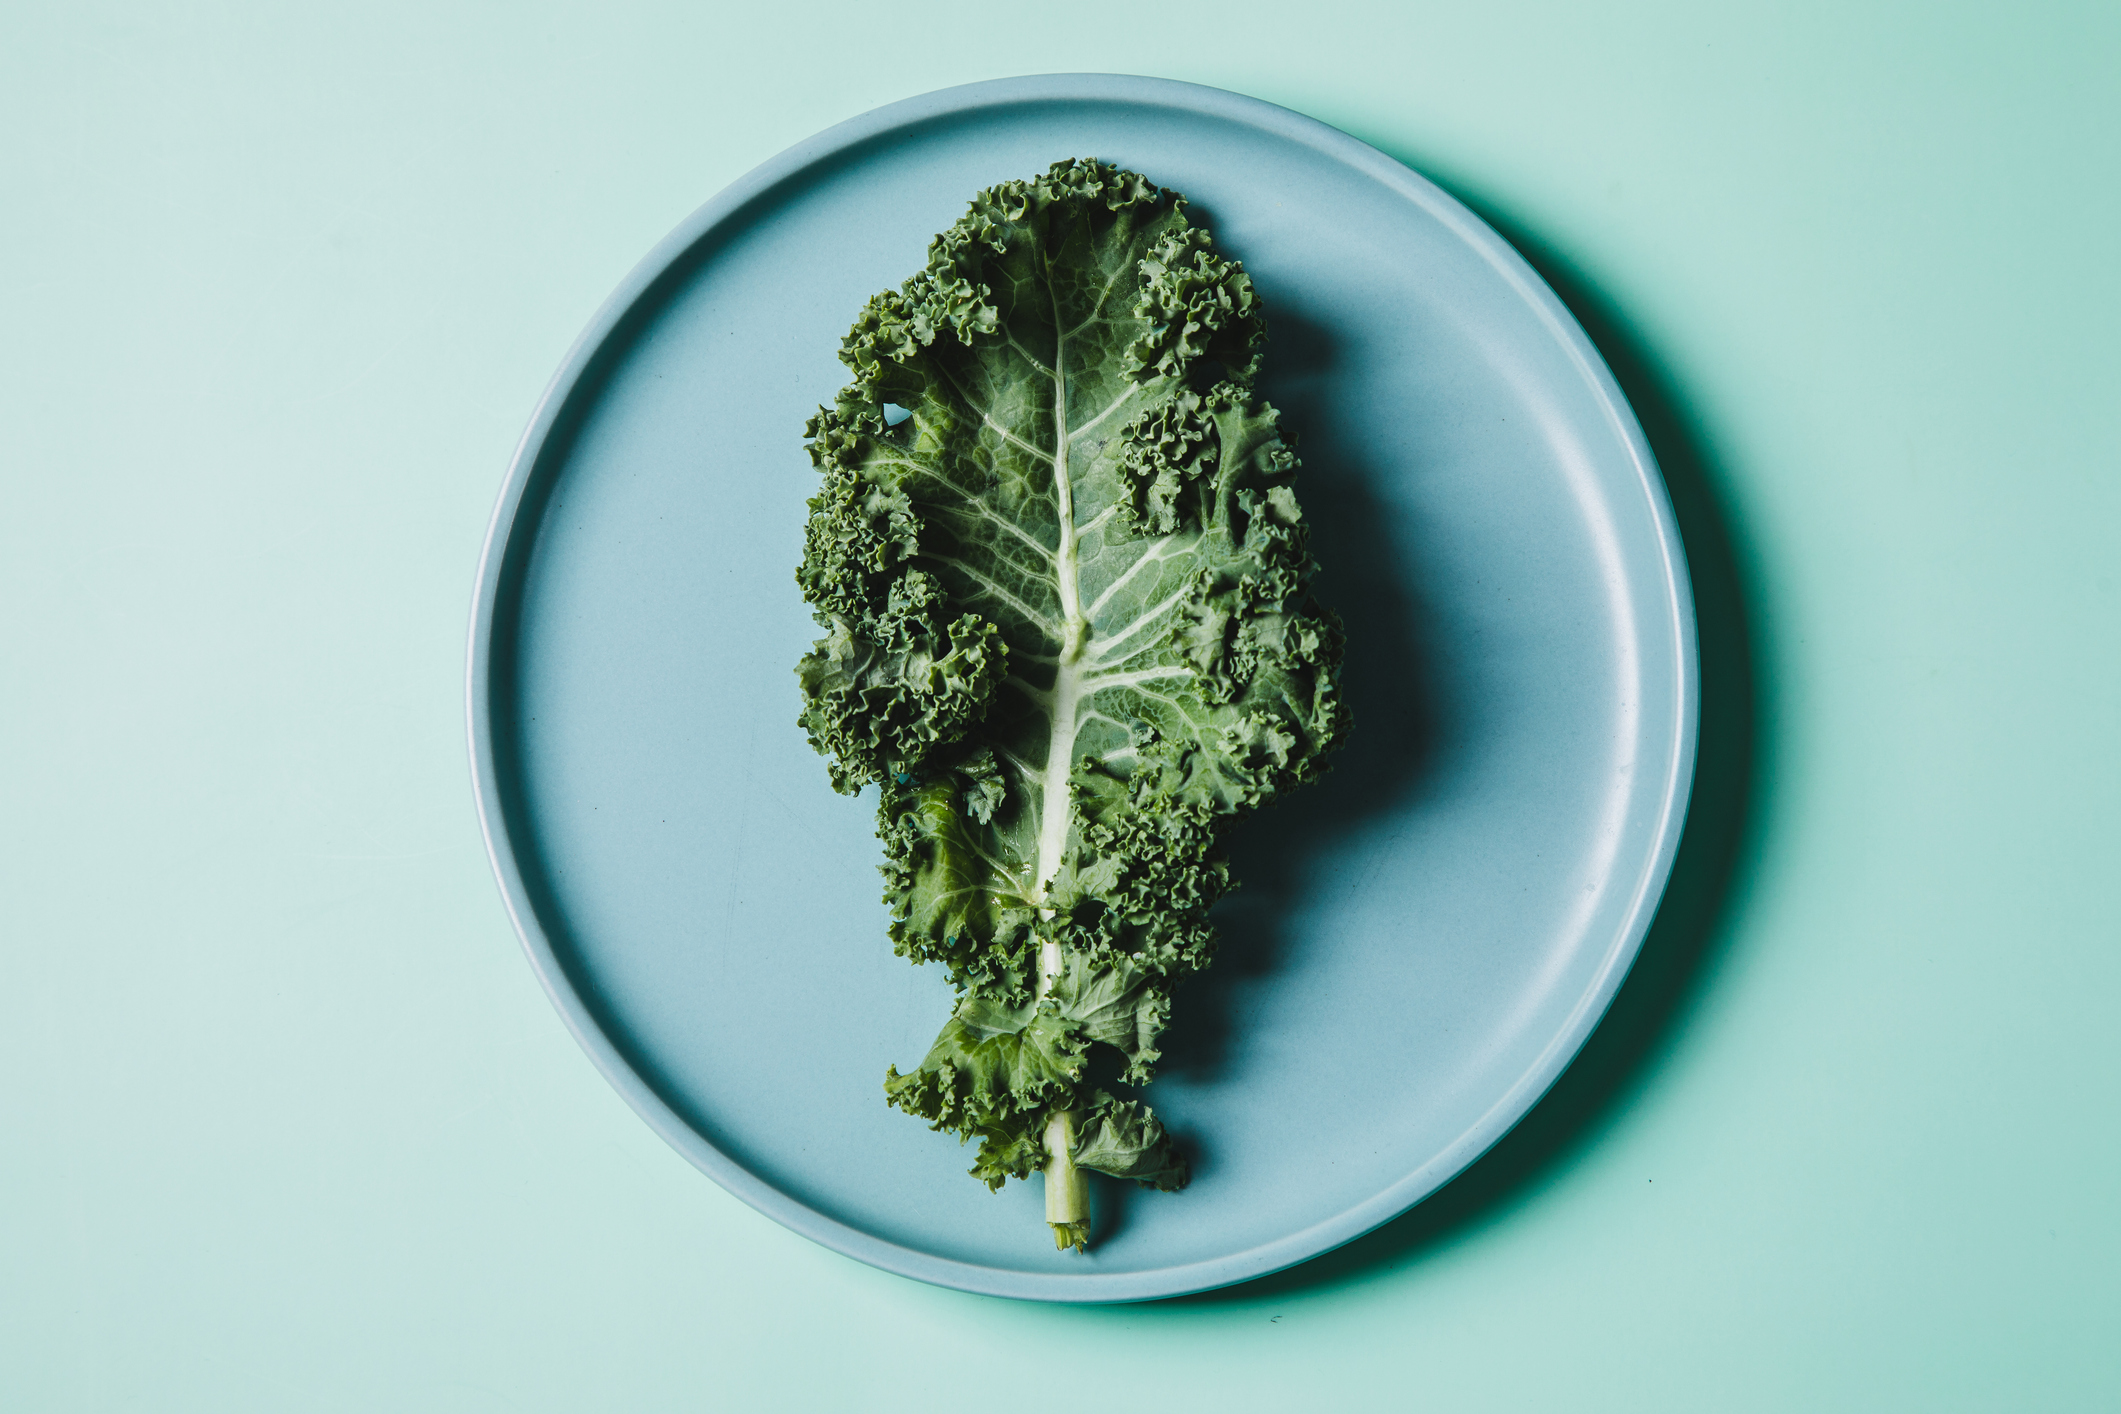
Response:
[1155,296,1445,1091]
[1169,157,1772,1305]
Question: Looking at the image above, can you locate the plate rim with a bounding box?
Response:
[466,71,1700,1304]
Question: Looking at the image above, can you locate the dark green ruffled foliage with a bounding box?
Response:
[795,160,1350,1204]
[794,570,1006,794]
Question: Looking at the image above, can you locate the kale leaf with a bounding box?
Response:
[795,160,1350,1250]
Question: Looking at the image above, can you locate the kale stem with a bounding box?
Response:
[1044,1108,1089,1252]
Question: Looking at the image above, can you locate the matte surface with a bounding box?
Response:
[4,0,2117,1406]
[470,77,1695,1300]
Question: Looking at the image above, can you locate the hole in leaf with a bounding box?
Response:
[882,402,913,426]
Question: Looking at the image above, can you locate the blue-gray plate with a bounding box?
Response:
[468,75,1697,1303]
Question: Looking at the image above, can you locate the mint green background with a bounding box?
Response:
[5,3,2116,1408]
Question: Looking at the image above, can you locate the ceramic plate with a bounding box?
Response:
[468,74,1697,1303]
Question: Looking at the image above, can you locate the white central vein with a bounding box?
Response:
[1034,285,1091,1000]
[998,249,1194,1011]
